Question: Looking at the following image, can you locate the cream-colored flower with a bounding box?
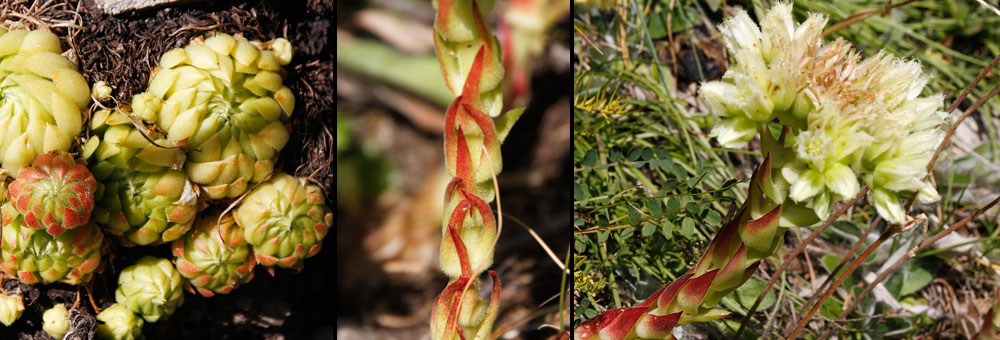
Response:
[703,2,946,226]
[702,2,826,148]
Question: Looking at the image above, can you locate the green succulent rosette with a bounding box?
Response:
[0,28,91,176]
[43,304,70,339]
[0,202,103,285]
[96,303,145,340]
[115,256,184,323]
[82,109,198,246]
[131,33,294,199]
[234,173,331,270]
[91,168,198,246]
[0,293,22,326]
[172,212,255,297]
[83,108,185,174]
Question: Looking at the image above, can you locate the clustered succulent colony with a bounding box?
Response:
[431,0,524,339]
[575,3,948,339]
[0,27,331,339]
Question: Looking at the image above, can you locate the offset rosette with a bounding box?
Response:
[83,108,184,175]
[92,168,197,246]
[8,150,97,237]
[83,108,198,246]
[132,33,294,199]
[96,303,144,340]
[172,212,255,297]
[0,202,103,285]
[115,256,184,323]
[0,29,90,175]
[0,293,22,326]
[234,173,331,270]
[42,304,70,339]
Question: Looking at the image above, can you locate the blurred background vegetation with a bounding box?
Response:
[573,0,1000,338]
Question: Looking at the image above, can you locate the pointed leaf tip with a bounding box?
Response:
[636,312,682,338]
[677,269,718,314]
[739,204,781,252]
[598,307,647,340]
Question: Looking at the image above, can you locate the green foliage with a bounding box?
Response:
[573,72,744,326]
[575,0,998,338]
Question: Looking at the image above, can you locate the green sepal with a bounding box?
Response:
[496,106,523,144]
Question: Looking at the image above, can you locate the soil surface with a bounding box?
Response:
[0,0,334,339]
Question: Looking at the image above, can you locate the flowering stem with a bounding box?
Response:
[732,186,869,338]
[431,0,523,339]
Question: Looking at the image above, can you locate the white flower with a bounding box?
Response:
[702,2,946,226]
[871,188,906,225]
[719,10,762,56]
[709,115,758,148]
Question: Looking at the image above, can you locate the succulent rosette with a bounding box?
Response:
[82,109,198,246]
[700,2,945,226]
[0,293,23,326]
[42,304,70,339]
[0,202,103,285]
[83,108,184,175]
[93,168,198,246]
[96,303,144,340]
[115,256,184,323]
[234,173,331,270]
[8,150,97,237]
[0,29,91,176]
[172,212,255,297]
[131,33,295,199]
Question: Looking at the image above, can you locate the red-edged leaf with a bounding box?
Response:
[739,204,781,252]
[712,244,748,292]
[461,47,485,104]
[444,95,464,175]
[459,102,499,155]
[598,306,646,340]
[574,308,625,340]
[446,200,473,277]
[461,188,496,235]
[635,311,682,339]
[444,177,464,203]
[695,206,746,273]
[676,269,718,314]
[656,273,693,309]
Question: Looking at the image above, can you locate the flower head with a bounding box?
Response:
[701,3,946,225]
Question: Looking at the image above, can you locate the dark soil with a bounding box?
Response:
[0,0,334,339]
